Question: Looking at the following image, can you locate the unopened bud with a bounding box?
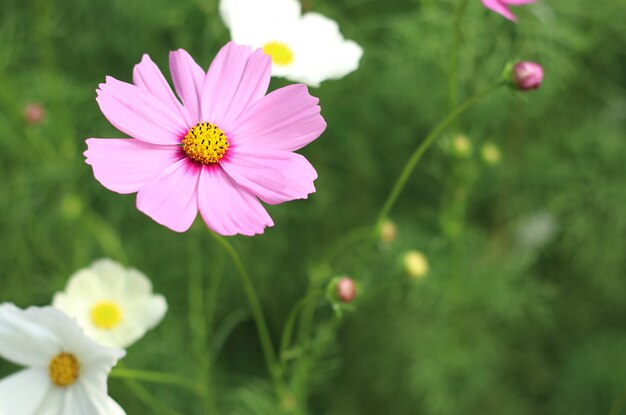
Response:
[511,61,544,91]
[481,142,501,165]
[23,102,46,125]
[402,250,429,279]
[335,277,357,303]
[379,219,398,244]
[452,133,472,158]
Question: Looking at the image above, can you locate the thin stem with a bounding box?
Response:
[110,368,199,393]
[280,292,323,364]
[187,238,220,414]
[374,83,504,230]
[448,0,470,113]
[209,232,283,396]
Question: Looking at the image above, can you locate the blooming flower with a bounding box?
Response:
[220,0,363,87]
[512,61,544,90]
[0,304,125,415]
[52,259,167,349]
[85,42,326,235]
[481,0,536,22]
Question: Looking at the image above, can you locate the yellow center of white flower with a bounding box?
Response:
[262,41,294,66]
[182,122,230,164]
[49,353,80,387]
[91,301,123,329]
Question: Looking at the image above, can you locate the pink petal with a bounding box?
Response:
[133,54,193,126]
[136,159,200,232]
[169,49,206,124]
[200,42,272,130]
[505,0,535,5]
[85,138,183,194]
[97,76,189,145]
[482,0,517,21]
[197,166,273,236]
[221,148,317,205]
[231,84,326,152]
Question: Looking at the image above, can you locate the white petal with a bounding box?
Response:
[279,12,363,86]
[220,0,301,46]
[0,368,52,415]
[58,381,112,415]
[53,260,166,349]
[0,304,62,367]
[107,397,126,415]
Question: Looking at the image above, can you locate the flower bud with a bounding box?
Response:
[335,277,357,303]
[402,250,429,280]
[23,102,46,125]
[452,133,473,158]
[511,61,543,91]
[481,142,501,165]
[379,219,398,245]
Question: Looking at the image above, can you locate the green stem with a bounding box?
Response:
[374,83,504,230]
[209,232,283,396]
[110,368,199,393]
[187,238,220,414]
[279,292,323,364]
[448,0,470,112]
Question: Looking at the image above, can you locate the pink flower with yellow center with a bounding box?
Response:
[481,0,536,22]
[85,42,326,236]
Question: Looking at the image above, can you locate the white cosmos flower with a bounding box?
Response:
[220,0,363,87]
[52,259,167,349]
[0,304,125,415]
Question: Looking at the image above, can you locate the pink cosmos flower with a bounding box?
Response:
[481,0,536,22]
[85,42,326,236]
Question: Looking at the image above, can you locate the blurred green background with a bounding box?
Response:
[1,0,625,414]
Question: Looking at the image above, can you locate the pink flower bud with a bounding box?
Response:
[23,102,46,125]
[512,62,544,91]
[336,277,357,303]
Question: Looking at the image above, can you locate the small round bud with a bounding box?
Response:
[402,250,429,279]
[512,61,544,91]
[335,277,357,303]
[452,133,473,158]
[23,102,46,125]
[481,142,501,165]
[60,194,84,220]
[379,219,398,244]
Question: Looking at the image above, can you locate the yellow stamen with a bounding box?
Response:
[262,41,294,66]
[49,353,80,387]
[91,301,123,330]
[182,122,229,164]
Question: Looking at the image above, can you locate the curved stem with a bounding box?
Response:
[279,292,323,364]
[374,82,504,231]
[209,232,283,396]
[448,0,470,113]
[110,368,199,393]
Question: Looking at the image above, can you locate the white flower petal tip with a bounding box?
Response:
[52,259,168,349]
[219,0,363,86]
[0,304,125,415]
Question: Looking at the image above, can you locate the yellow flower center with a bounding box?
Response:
[91,301,123,330]
[262,41,294,66]
[182,122,230,164]
[49,353,80,387]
